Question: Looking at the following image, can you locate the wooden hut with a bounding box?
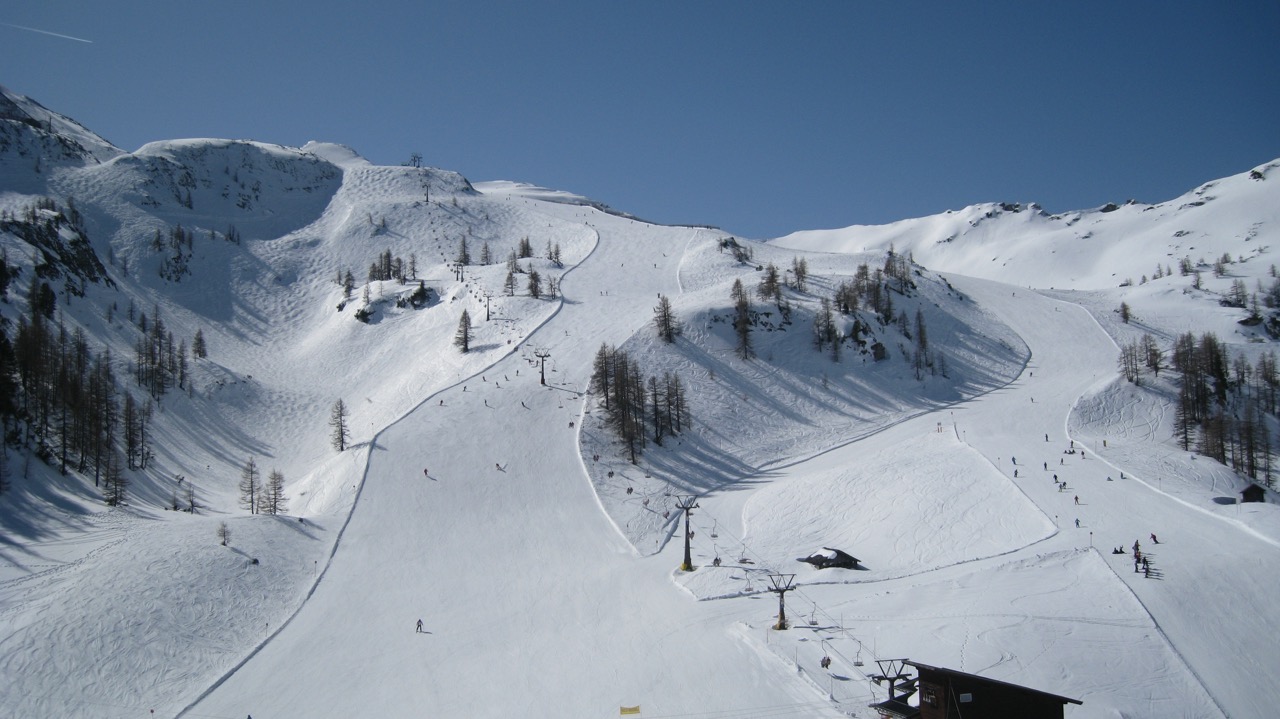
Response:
[870,660,1081,719]
[1241,483,1267,503]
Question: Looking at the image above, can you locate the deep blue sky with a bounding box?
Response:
[4,1,1278,238]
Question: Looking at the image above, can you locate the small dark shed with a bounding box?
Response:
[905,661,1080,719]
[1241,483,1267,503]
[797,547,861,570]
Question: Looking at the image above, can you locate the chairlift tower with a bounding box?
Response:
[535,349,551,385]
[768,573,796,630]
[675,495,700,571]
[870,659,917,702]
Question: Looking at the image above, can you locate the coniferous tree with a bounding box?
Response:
[733,279,753,360]
[456,237,471,266]
[648,375,665,445]
[176,340,189,390]
[1141,334,1162,376]
[790,256,808,292]
[137,399,153,469]
[813,297,835,353]
[192,328,207,359]
[454,310,472,353]
[503,270,518,297]
[591,344,612,411]
[123,393,139,469]
[239,456,260,514]
[342,270,356,301]
[1119,340,1142,384]
[527,269,542,299]
[330,399,350,451]
[758,263,781,304]
[664,371,689,433]
[262,468,287,515]
[915,308,928,355]
[654,294,680,343]
[480,242,492,266]
[102,450,126,506]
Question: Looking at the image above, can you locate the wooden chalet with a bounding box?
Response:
[1241,483,1267,503]
[869,660,1081,719]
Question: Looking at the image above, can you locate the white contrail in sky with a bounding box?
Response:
[1,22,93,43]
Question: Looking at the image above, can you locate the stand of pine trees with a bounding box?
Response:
[1129,330,1280,486]
[364,248,415,285]
[0,257,204,504]
[590,344,689,463]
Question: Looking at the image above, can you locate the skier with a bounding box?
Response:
[416,619,424,633]
[423,468,429,478]
[1150,533,1159,544]
[1012,456,1016,465]
[1014,469,1018,478]
[1044,462,1048,470]
[1075,518,1080,528]
[1074,495,1079,505]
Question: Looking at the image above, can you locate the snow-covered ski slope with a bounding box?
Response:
[2,86,1279,717]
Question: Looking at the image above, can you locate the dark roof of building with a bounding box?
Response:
[867,697,920,718]
[906,661,1082,706]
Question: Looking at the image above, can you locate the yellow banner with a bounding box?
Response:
[619,706,641,715]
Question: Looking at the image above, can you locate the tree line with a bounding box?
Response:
[0,260,207,505]
[1123,330,1280,485]
[590,344,689,463]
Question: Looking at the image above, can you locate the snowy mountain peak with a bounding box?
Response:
[0,84,122,166]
